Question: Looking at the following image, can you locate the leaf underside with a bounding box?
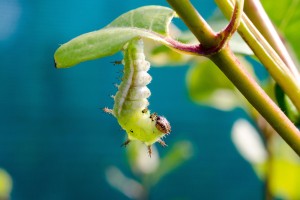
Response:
[54,6,176,68]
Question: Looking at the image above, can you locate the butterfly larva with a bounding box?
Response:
[104,38,171,156]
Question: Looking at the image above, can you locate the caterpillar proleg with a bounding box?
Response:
[104,38,171,156]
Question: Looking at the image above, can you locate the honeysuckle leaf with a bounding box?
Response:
[54,6,176,68]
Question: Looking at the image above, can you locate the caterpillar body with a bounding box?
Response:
[104,38,171,156]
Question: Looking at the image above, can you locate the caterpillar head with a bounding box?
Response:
[155,115,171,134]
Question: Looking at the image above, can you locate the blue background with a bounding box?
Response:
[0,0,262,199]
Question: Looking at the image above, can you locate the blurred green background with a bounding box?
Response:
[0,0,263,199]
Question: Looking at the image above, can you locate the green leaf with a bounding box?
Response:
[261,0,300,61]
[186,58,240,111]
[54,6,176,68]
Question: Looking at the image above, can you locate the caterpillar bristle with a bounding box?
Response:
[103,107,113,115]
[147,146,152,157]
[121,139,130,147]
[114,83,119,88]
[158,139,167,147]
[111,60,122,65]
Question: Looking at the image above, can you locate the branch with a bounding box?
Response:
[166,0,216,49]
[244,0,300,81]
[215,0,300,112]
[210,47,300,156]
[167,0,300,156]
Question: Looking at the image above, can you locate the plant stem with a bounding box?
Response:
[166,0,217,48]
[215,0,300,112]
[210,47,300,155]
[244,0,300,81]
[167,0,300,156]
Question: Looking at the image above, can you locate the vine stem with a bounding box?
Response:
[215,0,300,112]
[166,0,300,155]
[166,0,217,49]
[210,47,300,156]
[243,0,300,81]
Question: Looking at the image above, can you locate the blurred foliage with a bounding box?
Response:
[269,145,300,200]
[232,119,300,200]
[186,58,238,111]
[261,0,300,62]
[0,169,12,200]
[275,84,300,125]
[230,88,300,195]
[186,56,257,111]
[105,141,193,200]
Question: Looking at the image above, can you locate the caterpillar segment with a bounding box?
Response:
[104,38,171,157]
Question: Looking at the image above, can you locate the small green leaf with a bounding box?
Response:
[54,6,176,68]
[261,0,300,61]
[186,58,240,111]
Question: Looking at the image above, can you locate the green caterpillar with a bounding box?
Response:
[104,38,171,156]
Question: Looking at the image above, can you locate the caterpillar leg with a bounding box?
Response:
[103,107,113,115]
[147,146,152,158]
[121,139,131,147]
[158,139,167,147]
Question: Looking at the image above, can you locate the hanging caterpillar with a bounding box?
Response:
[104,38,171,157]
